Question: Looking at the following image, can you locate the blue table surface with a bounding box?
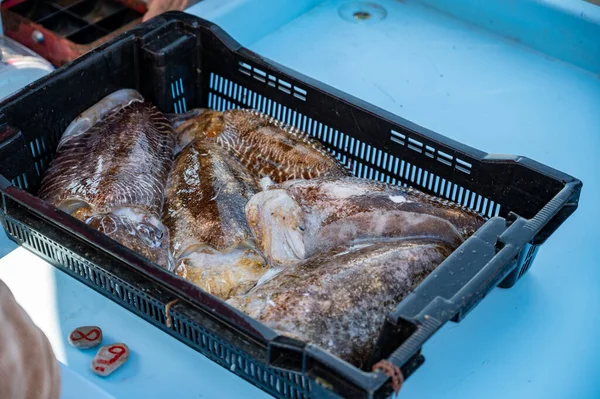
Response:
[1,0,599,398]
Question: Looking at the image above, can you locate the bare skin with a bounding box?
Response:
[0,279,60,399]
[143,0,190,22]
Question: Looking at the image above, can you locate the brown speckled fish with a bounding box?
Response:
[38,94,175,219]
[245,177,482,268]
[227,240,453,367]
[171,108,350,183]
[38,90,175,268]
[163,138,268,299]
[277,177,486,238]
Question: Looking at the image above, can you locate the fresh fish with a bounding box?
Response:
[245,177,476,267]
[163,138,268,299]
[38,96,175,220]
[38,90,175,268]
[227,240,453,367]
[171,108,350,183]
[163,139,260,257]
[86,207,171,268]
[276,177,486,238]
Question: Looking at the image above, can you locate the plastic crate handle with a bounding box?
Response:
[369,181,581,391]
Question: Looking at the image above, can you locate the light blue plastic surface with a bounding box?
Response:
[0,249,270,399]
[1,0,600,397]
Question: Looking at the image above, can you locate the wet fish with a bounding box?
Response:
[86,208,171,268]
[38,92,175,219]
[163,139,260,257]
[163,139,267,299]
[227,240,453,367]
[38,90,176,268]
[277,177,486,238]
[171,108,350,183]
[245,177,478,267]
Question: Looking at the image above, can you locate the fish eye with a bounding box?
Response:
[137,224,156,244]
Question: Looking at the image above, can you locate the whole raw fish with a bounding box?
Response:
[38,90,175,219]
[163,139,260,257]
[57,89,144,152]
[245,177,480,267]
[277,177,485,238]
[163,138,267,299]
[227,240,453,367]
[38,89,175,268]
[171,108,350,183]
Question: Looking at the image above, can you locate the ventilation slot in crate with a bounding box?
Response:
[29,137,45,159]
[169,309,309,398]
[4,217,167,324]
[238,61,307,101]
[390,129,474,176]
[28,135,53,176]
[393,132,476,180]
[207,72,502,218]
[171,78,188,114]
[10,173,29,190]
[389,129,500,217]
[518,245,539,279]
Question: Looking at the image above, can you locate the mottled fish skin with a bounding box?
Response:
[227,240,453,367]
[245,178,466,268]
[277,177,486,239]
[167,109,224,153]
[59,89,144,151]
[38,101,175,220]
[173,108,350,183]
[86,207,172,269]
[174,246,268,300]
[163,139,261,258]
[163,138,268,299]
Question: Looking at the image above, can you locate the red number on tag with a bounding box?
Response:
[70,328,100,342]
[94,345,127,372]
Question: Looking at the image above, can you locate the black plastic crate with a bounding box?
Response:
[0,13,582,399]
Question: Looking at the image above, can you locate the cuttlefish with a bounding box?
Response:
[38,89,175,267]
[163,138,267,300]
[245,177,485,268]
[169,108,350,182]
[227,239,453,367]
